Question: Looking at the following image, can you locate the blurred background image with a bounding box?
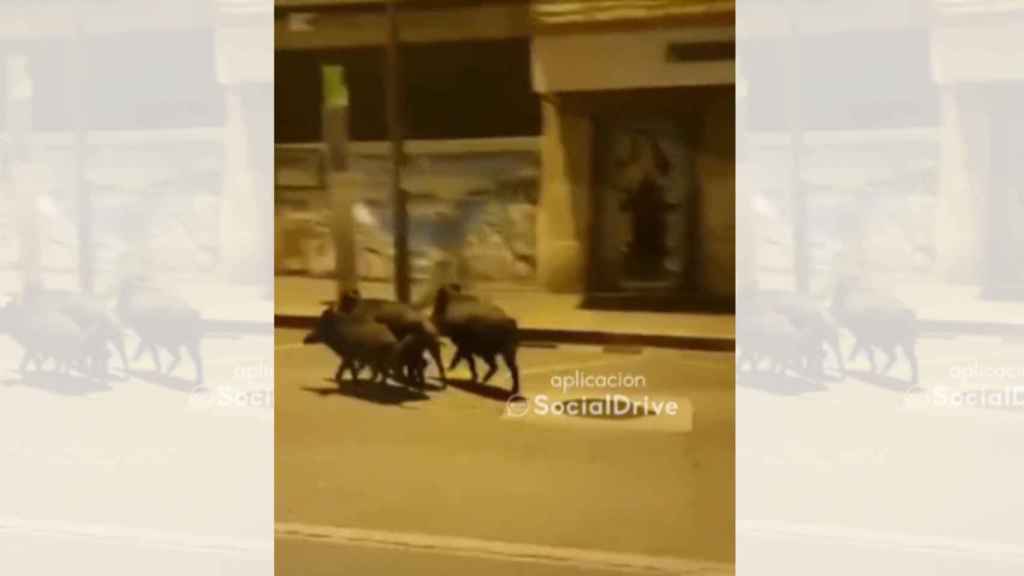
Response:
[0,1,273,573]
[738,1,1024,574]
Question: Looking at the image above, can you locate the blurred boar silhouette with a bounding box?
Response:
[117,279,204,384]
[0,297,109,377]
[22,284,130,373]
[831,278,919,385]
[738,307,822,376]
[751,289,845,377]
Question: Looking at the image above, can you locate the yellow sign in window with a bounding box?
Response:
[321,65,349,108]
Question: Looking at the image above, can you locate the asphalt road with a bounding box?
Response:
[276,328,735,574]
[276,538,732,576]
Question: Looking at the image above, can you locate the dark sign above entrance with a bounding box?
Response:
[666,41,734,63]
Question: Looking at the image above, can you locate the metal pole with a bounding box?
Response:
[321,64,356,301]
[8,54,40,292]
[386,0,410,303]
[788,6,808,293]
[72,2,92,294]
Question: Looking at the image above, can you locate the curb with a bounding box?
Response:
[212,316,1024,343]
[277,522,733,575]
[918,319,1024,337]
[203,318,275,335]
[274,314,735,352]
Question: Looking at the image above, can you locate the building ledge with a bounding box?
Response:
[531,0,734,34]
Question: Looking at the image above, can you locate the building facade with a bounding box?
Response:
[274,0,736,310]
[930,0,1024,298]
[529,0,734,310]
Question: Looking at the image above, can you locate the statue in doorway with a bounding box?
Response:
[619,137,675,279]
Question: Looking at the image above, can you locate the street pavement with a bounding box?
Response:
[276,328,735,574]
[738,331,1024,573]
[277,537,732,576]
[0,329,275,575]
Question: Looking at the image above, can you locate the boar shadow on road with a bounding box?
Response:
[843,368,923,394]
[445,377,518,402]
[302,379,430,406]
[127,368,202,393]
[2,372,112,397]
[737,371,828,396]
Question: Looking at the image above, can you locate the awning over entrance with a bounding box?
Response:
[530,2,735,93]
[530,0,733,32]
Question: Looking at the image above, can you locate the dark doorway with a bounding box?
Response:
[581,87,734,312]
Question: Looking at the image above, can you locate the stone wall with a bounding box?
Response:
[1,133,225,289]
[275,147,541,286]
[740,130,940,293]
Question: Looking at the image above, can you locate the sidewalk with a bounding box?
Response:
[0,269,274,334]
[172,282,274,333]
[10,271,1024,340]
[274,276,735,350]
[274,275,1024,346]
[888,282,1024,336]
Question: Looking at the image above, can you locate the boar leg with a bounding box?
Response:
[334,358,351,382]
[480,354,499,384]
[185,340,204,385]
[448,347,466,371]
[502,344,520,395]
[902,340,919,385]
[166,346,182,375]
[465,354,479,382]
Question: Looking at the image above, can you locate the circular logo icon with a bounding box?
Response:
[505,394,530,418]
[187,385,215,411]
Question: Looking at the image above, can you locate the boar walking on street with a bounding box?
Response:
[338,289,446,386]
[431,284,520,395]
[304,305,399,384]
